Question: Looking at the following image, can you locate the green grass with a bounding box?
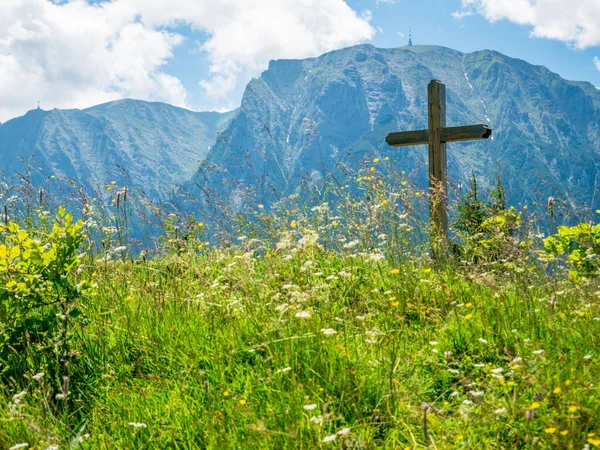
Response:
[1,237,599,449]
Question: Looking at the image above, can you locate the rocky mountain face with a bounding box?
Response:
[1,45,598,222]
[0,100,236,200]
[192,45,600,218]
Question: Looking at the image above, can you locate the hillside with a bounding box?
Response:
[0,100,237,199]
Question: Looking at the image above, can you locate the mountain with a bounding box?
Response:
[192,45,600,218]
[0,100,237,199]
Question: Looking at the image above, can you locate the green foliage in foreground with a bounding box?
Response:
[0,219,599,450]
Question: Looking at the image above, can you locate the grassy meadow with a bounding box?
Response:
[0,165,599,449]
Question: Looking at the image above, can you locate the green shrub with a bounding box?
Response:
[542,221,600,280]
[0,207,93,387]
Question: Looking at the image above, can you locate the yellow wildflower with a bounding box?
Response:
[390,269,400,275]
[565,380,572,386]
[560,430,569,436]
[568,406,578,413]
[239,399,247,405]
[290,220,297,228]
[374,158,380,163]
[530,402,541,409]
[545,428,556,434]
[464,314,473,320]
[223,391,230,397]
[588,438,600,447]
[553,387,562,394]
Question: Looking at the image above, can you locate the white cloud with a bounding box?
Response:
[455,0,600,49]
[594,56,600,71]
[0,0,374,122]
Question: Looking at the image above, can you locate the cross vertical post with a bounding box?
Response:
[385,80,492,261]
[428,80,448,257]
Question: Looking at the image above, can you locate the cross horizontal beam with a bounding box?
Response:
[386,124,492,147]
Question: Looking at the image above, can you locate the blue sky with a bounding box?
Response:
[1,0,599,122]
[163,0,600,111]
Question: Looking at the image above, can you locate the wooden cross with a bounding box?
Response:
[385,80,492,257]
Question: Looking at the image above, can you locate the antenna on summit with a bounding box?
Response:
[408,27,413,46]
[37,101,40,110]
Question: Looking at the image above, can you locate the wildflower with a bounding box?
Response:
[545,428,557,434]
[512,357,522,364]
[275,303,289,312]
[323,434,337,442]
[310,416,322,424]
[560,430,569,436]
[197,222,204,228]
[588,438,600,447]
[321,328,337,336]
[448,369,460,374]
[491,367,504,374]
[494,407,507,414]
[584,354,593,360]
[565,380,572,386]
[304,404,318,411]
[33,372,45,381]
[429,341,438,346]
[128,422,147,428]
[469,390,484,398]
[478,338,488,344]
[450,391,459,397]
[373,158,380,163]
[223,391,230,397]
[553,387,561,394]
[530,402,541,409]
[444,350,451,358]
[290,220,297,228]
[457,435,464,441]
[464,314,473,320]
[390,269,400,275]
[338,428,351,435]
[276,367,292,374]
[533,350,544,355]
[568,406,578,413]
[295,311,310,318]
[9,444,29,450]
[465,302,472,308]
[258,204,264,209]
[239,399,247,405]
[526,409,536,420]
[474,363,485,368]
[380,199,388,206]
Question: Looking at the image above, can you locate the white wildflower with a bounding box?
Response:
[512,357,522,364]
[494,407,507,415]
[448,369,460,374]
[275,304,289,312]
[584,354,592,360]
[9,444,29,450]
[474,363,485,368]
[478,338,488,344]
[321,328,337,336]
[128,422,147,428]
[276,367,292,374]
[491,367,504,374]
[470,390,484,397]
[310,416,322,424]
[303,404,318,411]
[295,311,310,318]
[323,434,337,442]
[429,341,438,346]
[33,372,45,381]
[337,427,351,435]
[532,350,544,355]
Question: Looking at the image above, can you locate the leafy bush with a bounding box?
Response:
[0,207,93,386]
[453,173,522,263]
[542,222,600,280]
